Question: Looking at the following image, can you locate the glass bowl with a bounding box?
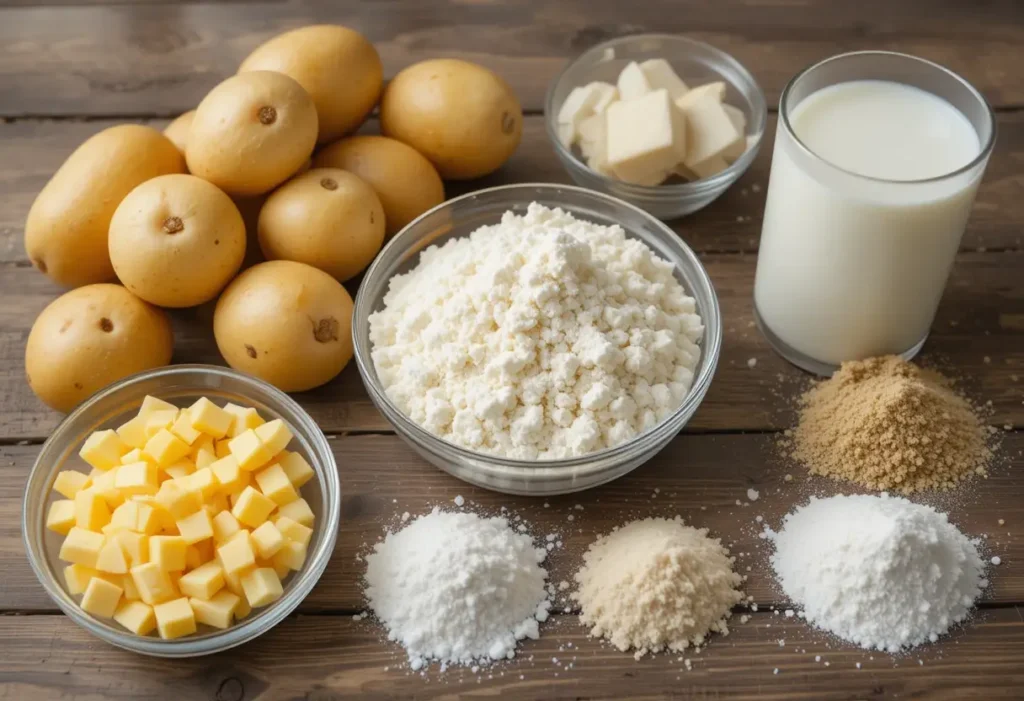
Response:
[544,33,767,220]
[353,183,722,496]
[22,365,340,657]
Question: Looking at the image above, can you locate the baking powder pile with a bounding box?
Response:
[573,517,743,659]
[369,203,704,459]
[768,494,986,652]
[364,508,550,670]
[787,355,991,493]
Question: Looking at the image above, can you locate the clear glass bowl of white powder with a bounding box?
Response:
[353,184,721,495]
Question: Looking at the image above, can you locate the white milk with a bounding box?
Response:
[754,80,983,368]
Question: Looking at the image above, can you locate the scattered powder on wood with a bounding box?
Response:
[785,355,991,494]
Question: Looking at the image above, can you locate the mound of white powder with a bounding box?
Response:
[768,494,986,652]
[364,509,550,670]
[369,203,704,459]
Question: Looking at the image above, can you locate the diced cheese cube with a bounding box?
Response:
[189,397,234,439]
[205,493,231,516]
[233,592,252,621]
[53,470,90,499]
[190,590,239,629]
[191,432,215,456]
[681,96,743,174]
[135,501,166,536]
[222,566,250,598]
[116,416,149,450]
[254,464,298,506]
[130,562,178,605]
[112,530,148,566]
[155,480,202,519]
[81,576,123,618]
[587,81,619,113]
[108,500,139,532]
[114,461,160,497]
[150,535,188,571]
[721,103,748,160]
[144,429,191,468]
[176,509,214,545]
[606,89,686,186]
[275,516,313,548]
[214,439,232,459]
[276,498,315,528]
[227,483,250,509]
[639,58,690,100]
[144,409,180,439]
[617,61,652,101]
[163,464,192,481]
[170,412,203,445]
[217,531,257,575]
[154,597,196,639]
[120,448,154,466]
[47,499,77,535]
[209,455,245,493]
[193,446,218,470]
[272,539,307,572]
[232,486,277,528]
[674,81,727,110]
[95,538,130,574]
[121,572,141,600]
[182,467,219,501]
[212,510,243,544]
[64,563,99,595]
[178,560,225,600]
[79,429,129,471]
[89,469,124,509]
[75,489,111,531]
[255,419,293,457]
[114,600,156,635]
[229,430,272,472]
[139,395,177,416]
[277,451,314,489]
[271,560,291,581]
[250,521,285,559]
[194,538,215,564]
[222,403,265,438]
[241,567,284,608]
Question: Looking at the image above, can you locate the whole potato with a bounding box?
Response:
[25,125,186,287]
[163,110,195,157]
[26,284,173,412]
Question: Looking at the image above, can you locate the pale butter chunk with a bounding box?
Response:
[679,95,743,177]
[578,112,609,173]
[616,61,652,100]
[606,89,687,186]
[721,103,748,161]
[368,204,703,460]
[639,59,690,100]
[557,85,601,147]
[675,81,727,110]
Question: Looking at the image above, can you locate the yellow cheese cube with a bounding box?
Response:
[272,540,307,572]
[162,458,196,481]
[178,560,225,600]
[150,535,187,571]
[176,509,214,545]
[112,530,148,565]
[277,451,315,489]
[144,429,191,468]
[240,567,283,608]
[233,593,252,620]
[254,463,298,506]
[222,566,250,597]
[135,501,166,536]
[190,590,240,629]
[108,500,139,532]
[217,531,256,575]
[189,397,234,439]
[154,597,196,639]
[130,562,178,605]
[120,448,156,467]
[114,461,160,497]
[121,572,141,600]
[215,439,232,459]
[53,470,90,499]
[89,469,125,509]
[254,419,292,457]
[79,429,129,471]
[170,412,203,445]
[144,409,180,438]
[232,486,277,528]
[114,600,156,635]
[229,430,273,472]
[250,521,285,559]
[193,447,218,470]
[95,539,130,574]
[272,561,291,581]
[139,395,177,416]
[47,499,77,535]
[182,467,219,501]
[275,516,313,548]
[155,480,202,519]
[276,498,314,527]
[209,455,245,493]
[223,403,265,438]
[194,538,215,564]
[74,489,111,531]
[81,576,123,618]
[116,416,149,450]
[212,510,243,544]
[64,563,99,595]
[205,493,230,516]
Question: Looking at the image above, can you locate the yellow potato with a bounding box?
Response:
[162,110,195,157]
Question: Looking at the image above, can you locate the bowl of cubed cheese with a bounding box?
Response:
[22,364,340,657]
[545,33,767,219]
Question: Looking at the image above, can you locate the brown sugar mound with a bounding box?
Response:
[789,356,991,494]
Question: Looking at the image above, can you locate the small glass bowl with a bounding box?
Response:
[353,183,722,496]
[545,34,767,220]
[22,365,340,657]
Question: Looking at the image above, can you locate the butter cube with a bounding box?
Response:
[674,81,727,110]
[131,562,178,605]
[212,509,243,543]
[144,429,191,468]
[215,439,232,459]
[639,58,690,100]
[89,469,124,508]
[115,461,160,497]
[163,458,196,481]
[233,593,252,621]
[170,412,203,445]
[232,486,277,528]
[217,531,256,575]
[680,96,743,174]
[140,395,177,416]
[229,430,272,472]
[210,455,245,493]
[155,480,202,519]
[53,470,90,499]
[241,567,284,608]
[75,489,111,531]
[276,516,313,548]
[112,529,148,565]
[144,409,180,439]
[182,467,219,501]
[588,81,619,113]
[96,538,130,574]
[557,85,600,145]
[272,540,307,572]
[254,464,298,506]
[689,155,730,179]
[606,89,686,186]
[189,397,234,439]
[223,403,265,438]
[114,600,156,636]
[150,535,188,571]
[250,521,285,559]
[81,576,123,618]
[578,112,609,172]
[617,61,652,101]
[64,563,98,595]
[79,429,129,471]
[191,590,240,629]
[276,498,314,528]
[121,572,141,600]
[178,560,225,600]
[47,499,77,535]
[721,103,748,161]
[116,416,149,450]
[255,419,293,457]
[277,451,314,489]
[176,509,214,545]
[154,597,196,639]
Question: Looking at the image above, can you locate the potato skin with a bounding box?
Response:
[25,125,186,288]
[25,284,174,413]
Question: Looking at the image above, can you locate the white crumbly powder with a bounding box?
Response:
[768,494,986,652]
[364,508,550,670]
[369,203,703,459]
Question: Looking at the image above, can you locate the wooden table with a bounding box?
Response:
[2,1,1022,698]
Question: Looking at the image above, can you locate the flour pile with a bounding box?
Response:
[768,494,986,652]
[364,509,550,670]
[573,517,743,659]
[369,203,704,459]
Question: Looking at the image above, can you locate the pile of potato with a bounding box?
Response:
[24,25,523,412]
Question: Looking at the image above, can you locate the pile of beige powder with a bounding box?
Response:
[573,517,743,659]
[785,355,993,493]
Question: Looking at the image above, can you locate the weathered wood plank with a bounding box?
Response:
[0,0,1022,116]
[3,433,1021,611]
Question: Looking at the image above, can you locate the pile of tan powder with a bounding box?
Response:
[786,355,992,493]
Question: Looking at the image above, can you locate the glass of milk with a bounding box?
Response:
[753,52,995,374]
